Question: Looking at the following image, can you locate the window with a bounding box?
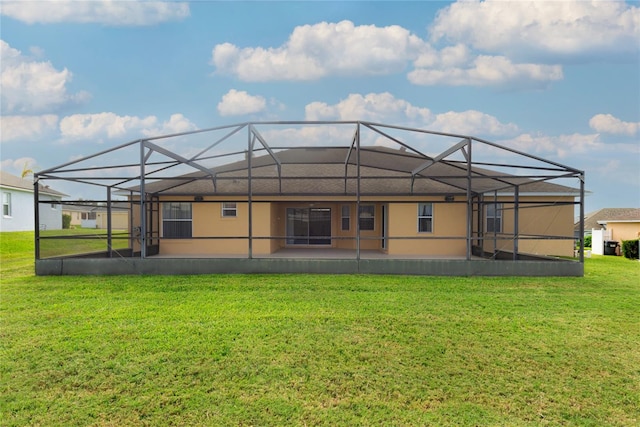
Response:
[2,192,11,216]
[222,202,237,217]
[81,212,96,220]
[359,205,375,231]
[486,203,502,233]
[51,202,57,210]
[341,205,350,231]
[163,202,192,238]
[418,203,433,233]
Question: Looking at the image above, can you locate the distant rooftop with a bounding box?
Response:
[0,170,67,198]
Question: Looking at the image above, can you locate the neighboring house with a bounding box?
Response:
[62,202,129,229]
[34,121,585,276]
[62,203,97,228]
[576,208,640,255]
[1,171,67,232]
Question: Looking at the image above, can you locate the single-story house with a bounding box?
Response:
[62,202,129,229]
[33,121,585,276]
[577,208,640,255]
[1,170,67,232]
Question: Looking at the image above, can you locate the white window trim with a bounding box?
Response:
[2,192,11,217]
[162,202,193,238]
[417,202,433,233]
[486,202,503,233]
[358,204,375,231]
[341,204,350,231]
[221,202,237,218]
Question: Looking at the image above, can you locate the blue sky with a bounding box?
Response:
[1,0,638,212]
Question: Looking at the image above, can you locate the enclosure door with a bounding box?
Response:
[286,208,332,245]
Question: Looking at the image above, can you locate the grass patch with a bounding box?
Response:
[38,228,130,259]
[1,231,639,425]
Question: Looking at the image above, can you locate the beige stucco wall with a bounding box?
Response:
[608,222,640,242]
[387,199,467,256]
[96,211,129,230]
[481,196,575,257]
[138,194,575,258]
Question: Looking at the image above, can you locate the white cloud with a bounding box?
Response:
[409,54,563,87]
[0,157,38,176]
[210,19,566,88]
[589,114,640,136]
[430,0,640,61]
[0,40,90,114]
[306,92,433,124]
[142,113,198,137]
[501,133,604,159]
[58,112,197,142]
[217,89,267,116]
[304,92,517,137]
[0,1,190,26]
[431,110,519,136]
[0,115,59,143]
[212,20,425,81]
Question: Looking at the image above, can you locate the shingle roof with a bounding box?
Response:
[576,208,640,231]
[136,146,578,197]
[0,170,67,197]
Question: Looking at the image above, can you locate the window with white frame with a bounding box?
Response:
[162,202,192,238]
[418,203,433,233]
[486,203,503,233]
[222,202,237,217]
[358,205,375,231]
[81,212,96,220]
[341,205,350,231]
[2,192,11,216]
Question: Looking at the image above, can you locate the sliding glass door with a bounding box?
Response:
[286,208,332,245]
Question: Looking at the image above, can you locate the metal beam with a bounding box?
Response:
[144,141,214,177]
[411,138,469,176]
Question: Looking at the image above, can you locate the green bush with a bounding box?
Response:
[576,234,592,249]
[621,239,639,260]
[62,214,71,229]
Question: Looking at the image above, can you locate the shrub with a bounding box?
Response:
[621,239,639,260]
[575,235,592,249]
[62,214,71,229]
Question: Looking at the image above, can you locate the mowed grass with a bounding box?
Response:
[1,232,639,426]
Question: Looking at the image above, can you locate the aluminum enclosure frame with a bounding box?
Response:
[34,121,586,276]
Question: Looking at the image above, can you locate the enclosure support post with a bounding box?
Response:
[466,141,472,260]
[34,180,40,260]
[247,127,253,260]
[107,187,112,258]
[356,122,361,261]
[493,191,498,258]
[129,190,134,255]
[579,172,585,263]
[139,140,146,259]
[513,185,519,261]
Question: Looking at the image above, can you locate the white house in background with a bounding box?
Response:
[0,171,67,232]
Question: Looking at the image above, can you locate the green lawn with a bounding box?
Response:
[1,231,639,426]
